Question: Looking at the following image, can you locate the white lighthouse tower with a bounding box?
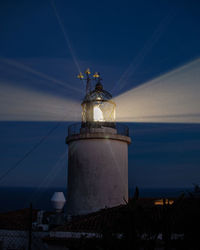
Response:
[66,70,131,215]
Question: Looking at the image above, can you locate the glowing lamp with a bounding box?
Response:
[93,105,104,121]
[81,80,116,127]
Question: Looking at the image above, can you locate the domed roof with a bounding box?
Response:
[83,82,112,102]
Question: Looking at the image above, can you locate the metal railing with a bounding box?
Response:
[68,122,129,137]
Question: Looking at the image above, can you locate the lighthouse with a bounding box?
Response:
[66,70,131,215]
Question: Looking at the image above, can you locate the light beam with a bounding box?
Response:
[0,83,81,121]
[0,58,82,94]
[114,58,200,124]
[51,0,81,73]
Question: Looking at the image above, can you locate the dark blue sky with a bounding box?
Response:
[0,0,200,188]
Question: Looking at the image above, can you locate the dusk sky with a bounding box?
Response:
[0,0,200,189]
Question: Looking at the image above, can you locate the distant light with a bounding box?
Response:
[154,199,174,206]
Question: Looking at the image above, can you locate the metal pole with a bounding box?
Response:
[86,74,90,94]
[28,203,32,250]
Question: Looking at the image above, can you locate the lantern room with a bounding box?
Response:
[77,69,116,128]
[81,79,116,128]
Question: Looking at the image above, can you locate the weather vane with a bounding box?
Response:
[77,69,101,94]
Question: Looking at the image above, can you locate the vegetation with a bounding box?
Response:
[66,186,200,250]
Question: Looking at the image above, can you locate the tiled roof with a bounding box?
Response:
[54,205,125,233]
[53,198,160,233]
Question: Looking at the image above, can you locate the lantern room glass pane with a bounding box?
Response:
[97,101,115,122]
[82,100,115,123]
[93,105,104,121]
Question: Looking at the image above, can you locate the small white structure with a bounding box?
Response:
[51,192,66,213]
[66,74,131,215]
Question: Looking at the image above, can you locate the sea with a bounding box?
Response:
[0,186,193,212]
